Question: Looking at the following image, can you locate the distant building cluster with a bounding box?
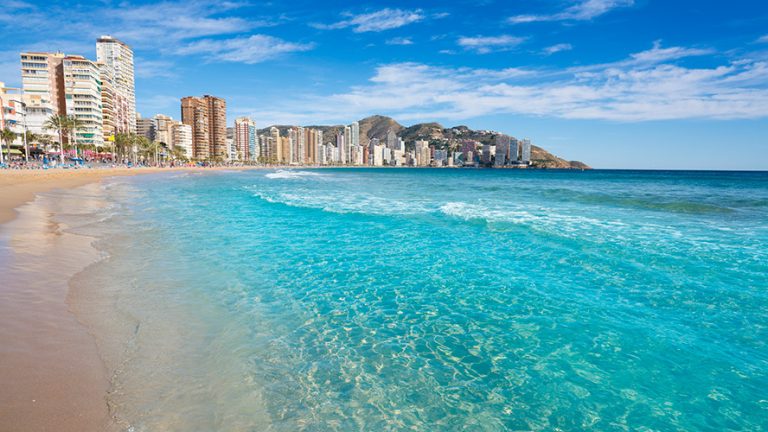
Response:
[1,35,537,167]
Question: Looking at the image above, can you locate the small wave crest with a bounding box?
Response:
[250,189,430,216]
[265,170,324,180]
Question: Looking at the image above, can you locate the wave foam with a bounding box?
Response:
[265,170,324,180]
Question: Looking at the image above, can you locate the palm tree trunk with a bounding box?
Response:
[59,130,65,165]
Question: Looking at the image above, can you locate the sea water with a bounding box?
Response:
[68,169,767,431]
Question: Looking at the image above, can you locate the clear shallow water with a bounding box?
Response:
[73,169,768,431]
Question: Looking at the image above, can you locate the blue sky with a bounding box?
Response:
[1,0,767,169]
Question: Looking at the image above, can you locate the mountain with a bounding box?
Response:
[260,115,590,169]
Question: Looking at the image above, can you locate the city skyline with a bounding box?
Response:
[1,0,767,169]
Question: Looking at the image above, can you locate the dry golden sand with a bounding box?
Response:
[0,166,265,431]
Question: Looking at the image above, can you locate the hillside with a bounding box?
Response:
[260,115,590,169]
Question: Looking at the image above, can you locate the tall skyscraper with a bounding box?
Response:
[521,139,532,163]
[61,55,103,148]
[270,127,281,163]
[296,126,305,164]
[350,121,360,148]
[20,51,65,136]
[98,62,116,143]
[495,134,511,166]
[509,138,520,163]
[386,129,398,149]
[96,36,136,134]
[336,132,345,164]
[207,96,227,160]
[181,95,227,160]
[234,117,257,161]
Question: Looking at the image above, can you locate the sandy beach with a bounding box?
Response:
[0,166,262,432]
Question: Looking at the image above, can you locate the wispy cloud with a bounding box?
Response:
[135,59,177,79]
[509,0,634,24]
[177,35,314,64]
[386,37,414,46]
[543,43,573,55]
[757,34,768,43]
[240,42,768,124]
[458,35,526,54]
[311,8,425,32]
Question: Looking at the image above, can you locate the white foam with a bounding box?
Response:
[265,170,324,180]
[251,189,430,216]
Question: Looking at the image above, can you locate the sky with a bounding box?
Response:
[1,0,767,169]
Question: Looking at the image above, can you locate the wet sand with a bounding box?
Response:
[0,167,265,431]
[0,184,114,431]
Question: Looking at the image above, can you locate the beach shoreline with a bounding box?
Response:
[0,167,262,432]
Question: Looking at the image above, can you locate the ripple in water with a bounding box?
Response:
[72,169,768,431]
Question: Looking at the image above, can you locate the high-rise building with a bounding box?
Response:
[350,121,360,148]
[61,55,103,148]
[98,62,116,142]
[296,126,305,164]
[207,96,227,160]
[181,95,226,160]
[153,114,174,146]
[336,132,345,164]
[171,122,193,158]
[415,140,430,167]
[521,139,531,163]
[386,129,398,149]
[20,51,65,137]
[181,97,208,159]
[96,36,136,134]
[268,127,281,163]
[136,113,154,140]
[509,138,520,163]
[280,136,291,163]
[234,117,257,161]
[495,134,510,167]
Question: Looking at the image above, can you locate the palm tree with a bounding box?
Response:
[65,116,83,159]
[114,133,131,162]
[0,128,16,164]
[44,114,68,164]
[169,145,188,163]
[23,131,38,161]
[135,136,152,164]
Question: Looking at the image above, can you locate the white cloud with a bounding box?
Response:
[239,43,768,124]
[177,35,314,64]
[543,43,573,55]
[385,37,414,46]
[0,0,274,53]
[757,35,768,43]
[509,0,634,24]
[135,59,177,79]
[311,8,424,32]
[458,35,526,54]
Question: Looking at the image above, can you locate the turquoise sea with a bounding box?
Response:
[68,169,767,431]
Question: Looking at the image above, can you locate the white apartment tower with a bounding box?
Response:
[350,121,359,148]
[62,55,104,148]
[96,36,136,134]
[20,51,65,136]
